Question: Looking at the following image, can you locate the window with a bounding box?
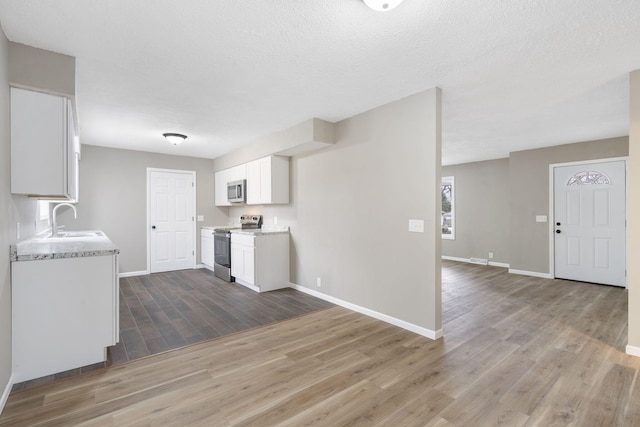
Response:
[441,176,454,239]
[567,170,611,186]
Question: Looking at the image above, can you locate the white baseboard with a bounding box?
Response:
[0,374,13,416]
[118,270,149,279]
[489,261,510,268]
[626,345,640,358]
[442,256,509,269]
[290,283,442,340]
[508,269,553,279]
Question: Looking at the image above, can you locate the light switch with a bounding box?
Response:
[408,219,424,233]
[197,215,204,222]
[536,215,547,223]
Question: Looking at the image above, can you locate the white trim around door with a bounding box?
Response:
[147,168,197,273]
[548,157,628,287]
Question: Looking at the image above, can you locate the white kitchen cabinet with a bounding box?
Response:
[10,87,80,201]
[214,164,247,206]
[201,228,215,270]
[231,236,255,286]
[11,254,118,382]
[231,232,289,292]
[246,155,289,205]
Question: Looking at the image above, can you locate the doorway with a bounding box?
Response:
[551,159,627,287]
[147,168,196,273]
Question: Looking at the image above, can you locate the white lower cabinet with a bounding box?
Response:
[231,237,255,286]
[231,232,289,292]
[201,228,215,270]
[12,254,119,383]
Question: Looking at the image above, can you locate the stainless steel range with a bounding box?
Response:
[213,214,262,282]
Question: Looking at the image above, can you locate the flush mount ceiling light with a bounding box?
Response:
[163,133,187,145]
[362,0,404,11]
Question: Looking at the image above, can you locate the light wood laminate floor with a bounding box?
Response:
[11,268,334,392]
[1,261,637,426]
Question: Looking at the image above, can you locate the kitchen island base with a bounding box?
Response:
[11,254,119,383]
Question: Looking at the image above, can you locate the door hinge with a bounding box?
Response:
[192,182,194,187]
[192,216,194,221]
[193,250,195,256]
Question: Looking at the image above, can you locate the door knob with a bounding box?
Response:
[152,225,156,229]
[556,230,561,234]
[556,222,561,226]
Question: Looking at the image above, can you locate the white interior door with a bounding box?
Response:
[553,160,626,287]
[149,169,195,273]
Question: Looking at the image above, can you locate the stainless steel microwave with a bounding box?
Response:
[227,179,246,203]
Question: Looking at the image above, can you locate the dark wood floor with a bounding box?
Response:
[3,261,636,425]
[11,268,333,392]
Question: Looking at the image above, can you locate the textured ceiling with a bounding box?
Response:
[0,0,639,165]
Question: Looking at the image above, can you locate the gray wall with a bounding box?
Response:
[0,31,41,398]
[230,89,443,333]
[8,42,75,97]
[58,145,222,273]
[509,137,628,274]
[442,138,628,273]
[441,158,510,264]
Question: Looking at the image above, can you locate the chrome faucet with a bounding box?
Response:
[51,203,77,237]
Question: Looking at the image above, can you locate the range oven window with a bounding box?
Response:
[214,232,231,267]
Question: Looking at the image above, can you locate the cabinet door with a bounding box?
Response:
[231,243,244,280]
[201,233,214,267]
[246,159,262,205]
[11,88,68,197]
[66,99,79,202]
[246,156,289,205]
[243,246,255,285]
[215,165,248,206]
[215,169,231,206]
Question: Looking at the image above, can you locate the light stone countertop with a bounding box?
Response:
[10,230,120,262]
[231,225,290,237]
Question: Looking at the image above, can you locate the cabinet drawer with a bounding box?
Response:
[201,229,215,238]
[231,233,255,247]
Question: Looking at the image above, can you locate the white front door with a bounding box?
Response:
[149,169,195,273]
[553,160,626,287]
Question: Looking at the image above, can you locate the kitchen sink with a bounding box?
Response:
[52,231,104,238]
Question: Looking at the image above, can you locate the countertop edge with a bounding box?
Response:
[10,230,120,262]
[12,248,120,262]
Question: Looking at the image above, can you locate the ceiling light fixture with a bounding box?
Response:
[163,133,187,145]
[362,0,404,11]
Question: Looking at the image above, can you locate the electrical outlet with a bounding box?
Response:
[274,216,278,225]
[488,252,494,259]
[408,219,424,233]
[197,215,204,222]
[316,277,321,287]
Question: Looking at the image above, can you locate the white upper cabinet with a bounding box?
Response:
[11,87,79,201]
[246,155,289,205]
[214,164,247,206]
